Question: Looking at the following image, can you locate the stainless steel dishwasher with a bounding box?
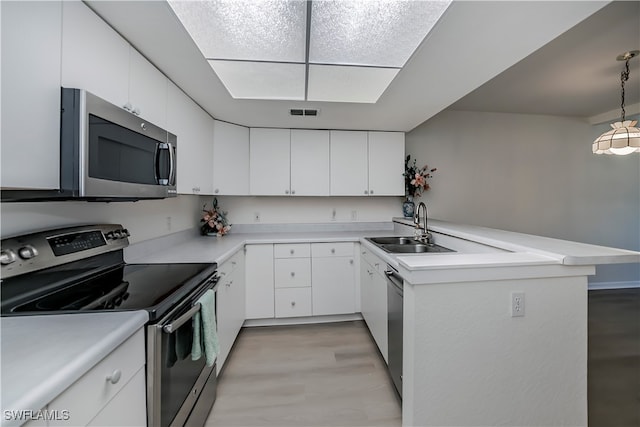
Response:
[386,265,403,398]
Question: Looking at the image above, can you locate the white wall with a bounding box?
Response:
[406,110,640,286]
[210,196,402,224]
[0,195,202,244]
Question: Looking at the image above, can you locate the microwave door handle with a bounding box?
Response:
[155,143,170,185]
[167,142,176,186]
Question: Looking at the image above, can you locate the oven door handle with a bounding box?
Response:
[162,303,201,334]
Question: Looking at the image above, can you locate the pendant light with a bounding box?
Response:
[592,50,640,155]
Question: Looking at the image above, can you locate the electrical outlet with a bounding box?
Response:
[511,292,525,317]
[351,210,357,221]
[166,216,172,231]
[331,209,337,221]
[254,212,260,222]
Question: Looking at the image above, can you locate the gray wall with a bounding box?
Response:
[406,109,640,286]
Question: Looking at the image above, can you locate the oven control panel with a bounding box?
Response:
[1,224,129,279]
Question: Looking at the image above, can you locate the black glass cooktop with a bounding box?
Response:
[1,251,217,321]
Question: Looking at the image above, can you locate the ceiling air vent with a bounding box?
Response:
[289,109,319,117]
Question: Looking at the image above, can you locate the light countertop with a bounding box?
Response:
[126,220,639,273]
[1,311,148,426]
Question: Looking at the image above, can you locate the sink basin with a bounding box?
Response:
[382,244,455,254]
[368,236,418,245]
[365,237,455,254]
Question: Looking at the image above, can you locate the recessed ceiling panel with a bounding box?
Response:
[307,65,399,103]
[309,0,452,67]
[209,60,305,100]
[169,0,307,62]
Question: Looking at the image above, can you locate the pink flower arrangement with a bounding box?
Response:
[200,198,231,236]
[403,155,436,198]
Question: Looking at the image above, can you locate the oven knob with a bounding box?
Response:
[105,232,115,240]
[113,230,123,239]
[18,245,38,260]
[122,229,130,237]
[0,249,17,265]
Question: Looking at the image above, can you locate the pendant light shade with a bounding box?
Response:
[593,50,639,156]
[592,120,640,155]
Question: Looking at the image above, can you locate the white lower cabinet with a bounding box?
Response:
[275,288,312,318]
[48,328,146,426]
[245,245,275,319]
[311,243,356,316]
[360,248,388,363]
[216,249,246,372]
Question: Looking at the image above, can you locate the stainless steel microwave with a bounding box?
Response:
[59,88,177,200]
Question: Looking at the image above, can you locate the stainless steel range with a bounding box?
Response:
[1,224,219,427]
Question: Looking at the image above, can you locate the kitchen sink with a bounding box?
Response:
[382,243,454,253]
[368,236,418,245]
[365,237,455,254]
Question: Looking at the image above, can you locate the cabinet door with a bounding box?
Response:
[87,368,146,427]
[360,257,375,330]
[167,82,214,195]
[213,121,249,195]
[249,128,291,196]
[368,131,405,196]
[245,245,274,319]
[290,129,330,196]
[1,1,62,190]
[61,1,129,109]
[312,257,356,316]
[330,131,368,196]
[370,271,389,363]
[217,252,246,372]
[128,47,168,128]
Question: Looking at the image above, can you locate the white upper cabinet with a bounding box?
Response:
[368,131,405,196]
[167,82,214,195]
[213,121,250,195]
[62,1,167,127]
[290,130,330,196]
[249,128,291,196]
[330,130,404,196]
[61,1,129,110]
[128,49,168,127]
[330,131,369,196]
[1,1,62,190]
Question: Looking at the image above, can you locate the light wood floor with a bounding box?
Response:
[206,290,640,427]
[205,321,401,427]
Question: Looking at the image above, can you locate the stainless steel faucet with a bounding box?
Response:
[414,202,433,244]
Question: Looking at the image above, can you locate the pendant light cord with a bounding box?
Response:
[620,58,630,122]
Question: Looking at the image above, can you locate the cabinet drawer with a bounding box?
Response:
[218,248,243,278]
[361,247,385,274]
[274,258,311,288]
[274,243,310,258]
[311,242,354,258]
[275,288,312,318]
[49,329,145,427]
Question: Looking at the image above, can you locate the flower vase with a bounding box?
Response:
[403,196,415,218]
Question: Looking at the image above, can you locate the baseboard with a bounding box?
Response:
[588,281,640,290]
[243,313,363,327]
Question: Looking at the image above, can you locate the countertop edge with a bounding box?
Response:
[1,311,148,427]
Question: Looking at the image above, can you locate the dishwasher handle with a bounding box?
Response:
[384,269,403,294]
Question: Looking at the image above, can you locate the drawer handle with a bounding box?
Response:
[291,301,296,307]
[106,369,122,385]
[331,248,335,254]
[350,259,354,265]
[290,249,294,255]
[290,272,295,277]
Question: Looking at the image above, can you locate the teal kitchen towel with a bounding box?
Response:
[191,289,219,367]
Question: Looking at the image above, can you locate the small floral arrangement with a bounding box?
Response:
[200,198,231,236]
[403,155,436,198]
